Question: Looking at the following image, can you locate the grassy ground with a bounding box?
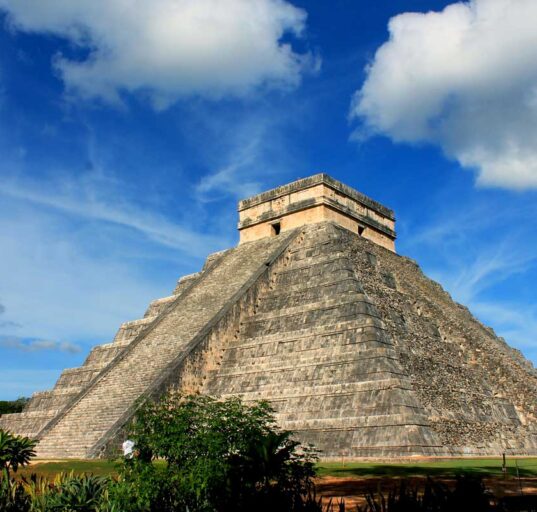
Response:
[17,457,537,480]
[317,458,537,478]
[18,460,119,479]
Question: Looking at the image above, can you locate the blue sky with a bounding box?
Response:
[0,0,536,399]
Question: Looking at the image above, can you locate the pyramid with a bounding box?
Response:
[1,174,536,459]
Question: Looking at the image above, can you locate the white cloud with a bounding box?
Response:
[0,336,81,354]
[445,243,536,304]
[0,0,311,108]
[0,171,230,346]
[352,0,537,190]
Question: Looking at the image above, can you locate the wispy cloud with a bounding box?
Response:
[0,301,21,329]
[444,242,537,304]
[400,195,537,365]
[0,174,225,257]
[193,107,300,204]
[471,302,537,352]
[195,135,264,202]
[0,336,81,353]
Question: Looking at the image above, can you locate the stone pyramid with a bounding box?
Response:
[1,174,536,459]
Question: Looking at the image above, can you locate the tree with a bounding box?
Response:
[0,398,29,417]
[0,430,36,479]
[0,429,36,512]
[123,393,318,512]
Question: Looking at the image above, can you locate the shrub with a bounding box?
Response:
[0,398,29,417]
[23,472,109,512]
[0,429,37,479]
[0,429,36,512]
[122,393,319,512]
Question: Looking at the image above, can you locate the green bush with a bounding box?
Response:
[121,393,319,512]
[23,472,109,512]
[0,429,36,512]
[0,398,29,416]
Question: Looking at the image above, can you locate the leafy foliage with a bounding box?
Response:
[122,393,319,512]
[0,398,30,417]
[0,429,36,512]
[0,430,37,478]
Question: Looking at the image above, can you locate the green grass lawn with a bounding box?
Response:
[18,460,120,480]
[15,457,537,481]
[317,458,537,478]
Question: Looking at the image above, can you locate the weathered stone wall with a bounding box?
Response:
[238,174,396,251]
[0,247,232,440]
[339,228,537,455]
[3,215,535,460]
[32,232,298,459]
[204,222,446,459]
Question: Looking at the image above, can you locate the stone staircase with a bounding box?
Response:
[33,232,297,458]
[0,253,218,439]
[204,223,446,458]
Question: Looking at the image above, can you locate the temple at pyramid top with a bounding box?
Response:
[237,173,396,251]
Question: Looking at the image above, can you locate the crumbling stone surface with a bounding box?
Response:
[340,227,537,454]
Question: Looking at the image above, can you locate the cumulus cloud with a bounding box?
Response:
[352,0,537,190]
[0,0,311,107]
[0,336,81,354]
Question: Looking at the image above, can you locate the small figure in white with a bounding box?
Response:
[122,439,135,459]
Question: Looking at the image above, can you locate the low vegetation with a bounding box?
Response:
[0,398,29,416]
[317,458,537,478]
[1,394,320,511]
[1,395,536,511]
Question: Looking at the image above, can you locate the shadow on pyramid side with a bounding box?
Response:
[1,174,536,459]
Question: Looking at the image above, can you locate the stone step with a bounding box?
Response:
[219,347,399,373]
[36,231,300,458]
[226,336,392,364]
[83,342,130,366]
[0,410,59,439]
[272,255,353,286]
[268,388,423,414]
[206,368,408,396]
[112,317,155,344]
[241,301,382,338]
[143,295,177,318]
[287,242,345,261]
[25,389,80,412]
[257,277,365,312]
[209,352,403,379]
[54,367,103,390]
[280,413,432,431]
[276,405,425,423]
[227,320,389,348]
[250,292,374,321]
[281,251,348,270]
[173,272,202,295]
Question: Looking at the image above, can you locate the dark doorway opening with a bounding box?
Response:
[272,222,281,236]
[358,225,365,236]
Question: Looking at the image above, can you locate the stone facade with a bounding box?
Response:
[1,175,535,459]
[238,174,396,252]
